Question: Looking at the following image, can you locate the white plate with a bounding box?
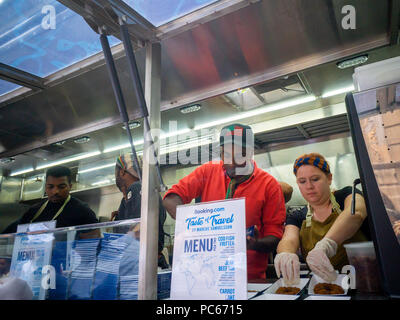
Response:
[247,283,272,299]
[308,274,348,295]
[264,278,309,295]
[251,293,299,300]
[247,283,272,293]
[305,296,351,300]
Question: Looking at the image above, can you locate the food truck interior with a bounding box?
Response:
[0,0,399,300]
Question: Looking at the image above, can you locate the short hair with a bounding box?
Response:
[46,166,72,184]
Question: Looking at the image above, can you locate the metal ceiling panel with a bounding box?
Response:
[0,0,396,160]
[0,52,146,158]
[159,0,391,109]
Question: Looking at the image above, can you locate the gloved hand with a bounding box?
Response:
[306,237,338,282]
[274,252,300,286]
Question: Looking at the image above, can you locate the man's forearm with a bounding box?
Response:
[249,235,281,253]
[162,194,183,220]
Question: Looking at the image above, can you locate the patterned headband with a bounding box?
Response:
[293,155,330,175]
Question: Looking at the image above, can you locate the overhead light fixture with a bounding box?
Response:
[10,168,33,177]
[74,136,91,144]
[102,128,192,154]
[321,85,355,98]
[159,134,215,155]
[193,95,316,131]
[36,151,101,170]
[0,157,15,164]
[122,121,141,130]
[337,55,368,69]
[103,139,144,154]
[53,140,67,146]
[10,151,102,177]
[78,162,115,174]
[237,88,250,94]
[91,179,111,186]
[180,104,201,114]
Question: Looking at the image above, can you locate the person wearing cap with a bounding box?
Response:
[113,154,169,269]
[2,166,99,235]
[274,152,369,285]
[163,123,290,280]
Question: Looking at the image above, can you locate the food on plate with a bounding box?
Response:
[313,283,344,295]
[275,286,300,295]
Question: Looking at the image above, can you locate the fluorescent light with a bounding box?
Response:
[321,85,354,98]
[10,168,34,177]
[36,151,101,170]
[193,95,316,130]
[78,162,115,174]
[161,128,192,139]
[103,140,144,154]
[160,134,214,155]
[102,129,192,154]
[103,143,131,153]
[10,151,102,177]
[91,179,111,186]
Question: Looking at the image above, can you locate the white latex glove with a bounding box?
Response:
[274,252,300,286]
[306,237,338,282]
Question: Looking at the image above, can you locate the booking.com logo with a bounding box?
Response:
[194,207,225,215]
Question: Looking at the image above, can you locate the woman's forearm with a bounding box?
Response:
[325,194,367,245]
[277,225,301,253]
[277,238,300,254]
[325,210,365,245]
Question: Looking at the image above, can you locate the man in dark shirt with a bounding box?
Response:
[112,154,168,269]
[3,166,98,234]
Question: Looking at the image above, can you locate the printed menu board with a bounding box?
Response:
[170,198,247,300]
[10,222,55,300]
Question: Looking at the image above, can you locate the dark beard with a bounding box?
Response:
[115,176,124,192]
[225,163,254,178]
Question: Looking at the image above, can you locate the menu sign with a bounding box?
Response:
[170,198,247,300]
[10,221,55,300]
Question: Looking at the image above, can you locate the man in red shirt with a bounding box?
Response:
[163,124,289,280]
